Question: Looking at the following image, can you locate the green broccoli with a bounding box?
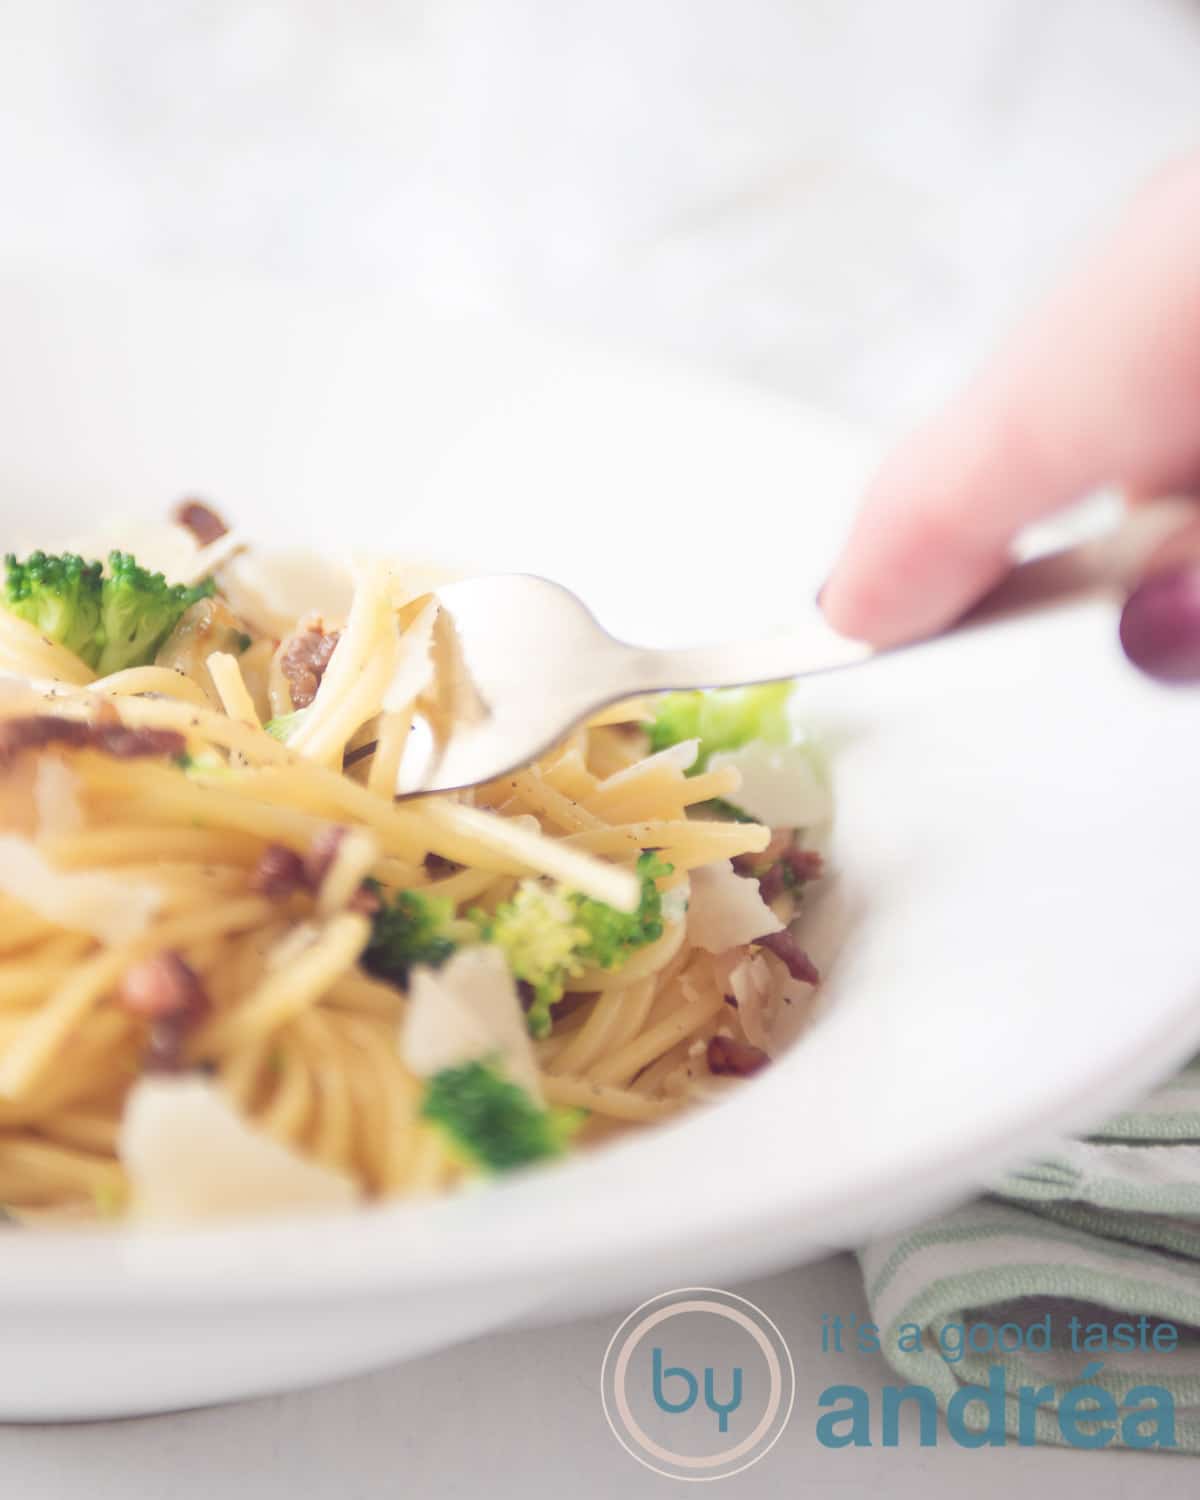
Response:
[421,1058,583,1172]
[94,551,215,676]
[572,851,672,969]
[3,551,102,664]
[2,549,214,674]
[264,708,311,742]
[477,884,589,1038]
[363,886,458,986]
[479,851,674,1037]
[643,683,793,771]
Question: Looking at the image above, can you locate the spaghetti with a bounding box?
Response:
[0,509,826,1221]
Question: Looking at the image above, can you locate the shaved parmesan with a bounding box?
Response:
[729,952,775,1052]
[33,757,84,841]
[401,947,542,1101]
[0,835,159,944]
[219,548,356,639]
[686,859,782,953]
[706,740,830,828]
[598,738,699,788]
[62,519,204,585]
[120,1077,357,1221]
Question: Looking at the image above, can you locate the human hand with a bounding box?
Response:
[820,158,1200,682]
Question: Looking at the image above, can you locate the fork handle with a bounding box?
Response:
[622,499,1194,694]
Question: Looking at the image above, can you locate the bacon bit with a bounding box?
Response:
[786,847,823,883]
[0,718,89,762]
[172,499,229,546]
[91,697,123,728]
[303,826,345,888]
[253,830,378,912]
[706,1035,770,1077]
[119,951,209,1020]
[249,843,307,899]
[732,827,795,877]
[734,832,823,903]
[118,952,211,1073]
[280,628,340,710]
[93,725,187,760]
[759,847,824,903]
[0,716,184,767]
[755,930,820,986]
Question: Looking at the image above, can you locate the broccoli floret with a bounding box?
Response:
[363,886,458,986]
[3,549,214,673]
[421,1058,582,1172]
[264,708,310,742]
[477,884,589,1038]
[572,851,672,969]
[3,551,103,664]
[94,551,215,676]
[643,683,793,771]
[480,852,674,1037]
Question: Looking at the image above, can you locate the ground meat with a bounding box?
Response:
[118,951,211,1073]
[755,930,820,986]
[249,843,307,899]
[0,716,184,767]
[706,1035,770,1077]
[172,498,229,546]
[279,628,340,710]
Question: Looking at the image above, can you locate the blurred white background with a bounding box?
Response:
[3,0,1200,436]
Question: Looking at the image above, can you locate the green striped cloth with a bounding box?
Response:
[858,1059,1200,1450]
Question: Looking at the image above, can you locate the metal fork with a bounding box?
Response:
[411,502,1189,796]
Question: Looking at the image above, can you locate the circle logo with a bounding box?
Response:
[600,1287,795,1482]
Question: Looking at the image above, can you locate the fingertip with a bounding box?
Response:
[1119,514,1200,682]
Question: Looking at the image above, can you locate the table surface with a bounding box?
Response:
[2,1257,1190,1498]
[4,1,1200,1492]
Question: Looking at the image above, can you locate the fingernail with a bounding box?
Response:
[1119,564,1200,683]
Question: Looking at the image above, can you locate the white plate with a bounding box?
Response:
[2,271,1200,1421]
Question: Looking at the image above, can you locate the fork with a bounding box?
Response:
[413,501,1190,796]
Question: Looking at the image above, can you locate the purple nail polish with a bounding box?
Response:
[1119,564,1200,683]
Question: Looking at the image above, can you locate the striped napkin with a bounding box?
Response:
[858,1058,1200,1451]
